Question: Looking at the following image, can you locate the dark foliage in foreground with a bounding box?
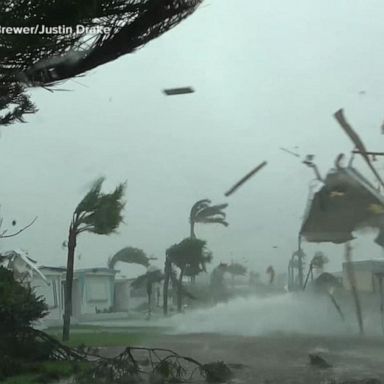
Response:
[0,266,83,380]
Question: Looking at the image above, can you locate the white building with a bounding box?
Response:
[342,260,384,293]
[31,266,117,325]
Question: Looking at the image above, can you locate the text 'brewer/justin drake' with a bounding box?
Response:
[0,25,111,34]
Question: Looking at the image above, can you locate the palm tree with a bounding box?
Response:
[226,262,247,287]
[163,238,211,313]
[62,177,126,341]
[108,247,156,269]
[266,265,275,284]
[188,199,228,283]
[303,252,329,289]
[189,199,228,238]
[131,267,164,319]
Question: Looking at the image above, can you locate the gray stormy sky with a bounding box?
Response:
[1,0,384,279]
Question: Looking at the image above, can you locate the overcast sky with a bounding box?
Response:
[1,0,384,279]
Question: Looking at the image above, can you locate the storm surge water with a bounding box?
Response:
[166,292,381,336]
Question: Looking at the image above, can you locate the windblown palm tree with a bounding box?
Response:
[108,247,156,270]
[163,238,210,313]
[303,252,329,289]
[266,265,275,284]
[226,262,247,287]
[1,0,203,126]
[131,267,164,319]
[63,177,125,341]
[189,199,228,238]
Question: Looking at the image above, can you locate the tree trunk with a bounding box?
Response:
[62,226,76,341]
[298,253,304,289]
[177,267,185,313]
[163,258,171,315]
[189,223,197,285]
[303,264,313,290]
[190,221,195,239]
[345,242,364,335]
[147,281,152,319]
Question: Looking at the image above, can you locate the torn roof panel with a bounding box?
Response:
[300,167,384,245]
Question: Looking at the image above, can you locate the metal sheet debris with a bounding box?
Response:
[300,166,384,246]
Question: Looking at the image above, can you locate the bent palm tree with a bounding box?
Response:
[189,199,228,238]
[226,262,247,287]
[303,252,329,289]
[131,267,164,319]
[62,177,125,341]
[108,247,156,270]
[188,199,228,284]
[163,238,211,313]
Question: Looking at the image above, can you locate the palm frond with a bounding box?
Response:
[108,247,149,269]
[75,177,105,214]
[194,206,227,220]
[73,178,125,236]
[196,217,228,226]
[189,199,211,221]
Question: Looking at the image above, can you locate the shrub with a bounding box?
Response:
[0,266,48,376]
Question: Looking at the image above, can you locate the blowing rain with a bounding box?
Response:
[2,1,384,384]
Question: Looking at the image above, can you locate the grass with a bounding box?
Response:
[3,326,167,383]
[46,325,165,347]
[3,360,89,384]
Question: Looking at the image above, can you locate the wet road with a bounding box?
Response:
[103,332,384,383]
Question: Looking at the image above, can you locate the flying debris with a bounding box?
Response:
[300,166,384,246]
[224,161,267,197]
[1,249,48,284]
[280,147,300,158]
[334,109,384,189]
[163,87,195,96]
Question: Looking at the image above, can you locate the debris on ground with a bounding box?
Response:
[203,361,233,383]
[340,379,381,384]
[308,353,332,369]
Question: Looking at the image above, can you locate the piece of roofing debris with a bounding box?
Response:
[308,353,332,369]
[163,87,194,95]
[203,361,233,383]
[300,166,384,246]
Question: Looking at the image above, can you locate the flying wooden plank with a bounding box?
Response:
[225,161,267,197]
[163,87,194,96]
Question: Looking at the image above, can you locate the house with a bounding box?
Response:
[114,277,161,312]
[31,266,66,322]
[74,267,116,316]
[31,266,117,325]
[342,260,384,293]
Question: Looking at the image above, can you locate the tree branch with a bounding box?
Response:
[0,216,37,238]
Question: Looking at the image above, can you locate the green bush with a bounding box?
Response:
[0,266,48,333]
[0,266,49,377]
